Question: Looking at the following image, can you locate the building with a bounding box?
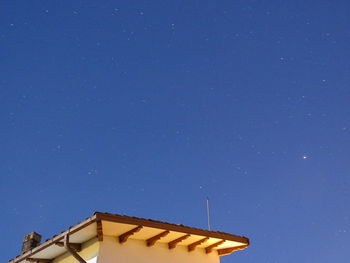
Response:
[9,212,249,263]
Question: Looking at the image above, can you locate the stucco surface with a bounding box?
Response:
[98,236,220,263]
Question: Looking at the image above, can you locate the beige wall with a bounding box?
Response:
[98,236,220,263]
[51,234,221,263]
[53,238,99,263]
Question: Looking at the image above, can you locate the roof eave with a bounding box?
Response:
[8,215,97,263]
[95,212,249,244]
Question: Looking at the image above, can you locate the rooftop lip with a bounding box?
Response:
[8,215,97,263]
[8,212,249,263]
[95,212,249,243]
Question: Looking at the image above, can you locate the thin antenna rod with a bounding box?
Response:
[206,197,211,230]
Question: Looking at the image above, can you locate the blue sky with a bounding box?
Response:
[1,1,350,262]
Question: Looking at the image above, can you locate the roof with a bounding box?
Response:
[8,212,249,263]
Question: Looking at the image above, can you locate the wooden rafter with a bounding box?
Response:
[55,242,82,251]
[217,245,248,256]
[188,237,209,252]
[168,234,191,249]
[27,258,52,263]
[205,240,225,253]
[96,213,249,244]
[63,234,86,263]
[96,220,103,241]
[118,226,143,244]
[146,231,170,247]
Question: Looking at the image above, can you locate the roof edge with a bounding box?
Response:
[8,214,97,263]
[95,212,249,244]
[8,212,249,263]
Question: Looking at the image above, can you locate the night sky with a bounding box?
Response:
[1,1,350,262]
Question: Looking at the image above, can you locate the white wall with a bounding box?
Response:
[98,236,220,263]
